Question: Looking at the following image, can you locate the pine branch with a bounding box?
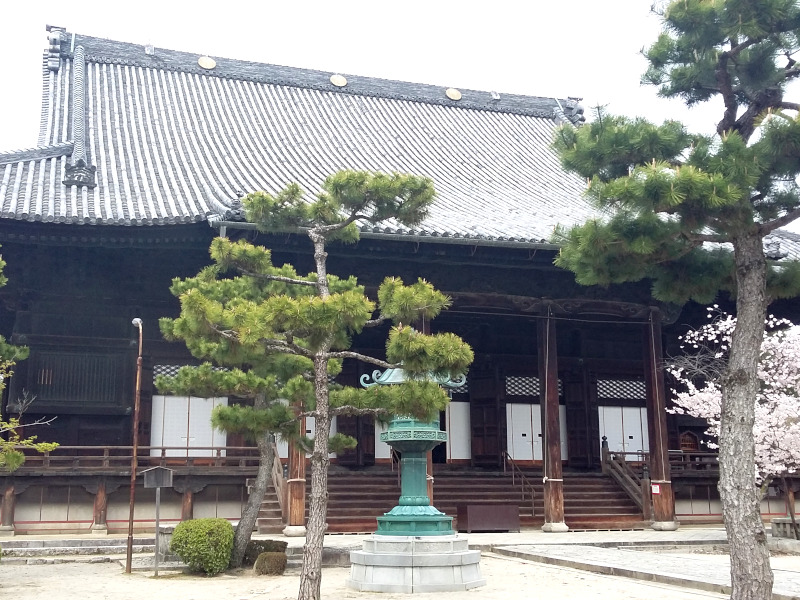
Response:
[0,416,57,433]
[682,231,730,244]
[207,323,312,357]
[325,350,396,368]
[311,209,367,235]
[363,316,387,328]
[760,207,800,235]
[332,405,392,417]
[237,269,316,287]
[716,44,740,134]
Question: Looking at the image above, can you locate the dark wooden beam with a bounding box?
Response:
[538,306,568,532]
[644,309,678,530]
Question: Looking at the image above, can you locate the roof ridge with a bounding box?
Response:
[0,142,74,166]
[53,30,583,121]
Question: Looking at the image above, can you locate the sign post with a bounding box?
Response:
[142,466,174,576]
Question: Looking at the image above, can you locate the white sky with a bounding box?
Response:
[0,0,725,153]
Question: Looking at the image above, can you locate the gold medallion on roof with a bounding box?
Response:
[197,56,217,70]
[445,88,462,101]
[330,74,348,87]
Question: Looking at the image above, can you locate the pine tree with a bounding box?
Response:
[553,3,800,599]
[159,170,473,600]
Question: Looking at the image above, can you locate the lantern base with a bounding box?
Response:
[347,534,485,593]
[376,504,453,536]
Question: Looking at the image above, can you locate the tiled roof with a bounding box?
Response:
[0,27,592,243]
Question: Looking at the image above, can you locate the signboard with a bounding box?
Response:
[651,483,661,495]
[143,466,174,489]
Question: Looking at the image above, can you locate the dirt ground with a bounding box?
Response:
[0,553,732,600]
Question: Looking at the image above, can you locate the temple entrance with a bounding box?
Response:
[469,376,505,467]
[336,415,376,467]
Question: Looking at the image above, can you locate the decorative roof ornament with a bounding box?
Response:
[63,45,96,189]
[330,74,347,87]
[564,97,585,124]
[445,88,462,101]
[64,158,97,188]
[45,26,64,72]
[222,196,247,221]
[198,56,216,70]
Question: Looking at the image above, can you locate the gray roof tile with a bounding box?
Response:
[2,28,797,262]
[0,29,594,242]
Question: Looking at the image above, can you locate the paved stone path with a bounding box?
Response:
[3,526,799,598]
[494,543,800,600]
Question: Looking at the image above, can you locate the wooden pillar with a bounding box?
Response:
[644,308,678,529]
[538,306,568,532]
[0,484,16,535]
[91,481,108,533]
[284,423,307,536]
[181,489,194,521]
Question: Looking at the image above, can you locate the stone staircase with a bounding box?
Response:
[246,479,284,535]
[314,466,645,533]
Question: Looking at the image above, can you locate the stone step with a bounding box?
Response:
[1,538,154,558]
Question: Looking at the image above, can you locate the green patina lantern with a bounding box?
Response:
[360,368,465,536]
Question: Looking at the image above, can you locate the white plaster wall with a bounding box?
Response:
[598,406,649,459]
[150,395,228,457]
[505,403,568,460]
[375,420,391,460]
[446,401,471,461]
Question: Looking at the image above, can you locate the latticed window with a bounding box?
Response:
[680,431,700,452]
[23,350,126,410]
[505,376,562,396]
[597,379,646,400]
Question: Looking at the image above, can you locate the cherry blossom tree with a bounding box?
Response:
[668,307,800,483]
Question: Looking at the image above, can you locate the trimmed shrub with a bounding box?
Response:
[170,518,234,576]
[244,539,288,566]
[253,551,287,575]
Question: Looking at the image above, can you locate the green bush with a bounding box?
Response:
[253,551,287,575]
[170,518,234,576]
[244,539,288,566]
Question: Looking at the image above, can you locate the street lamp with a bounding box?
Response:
[125,318,143,573]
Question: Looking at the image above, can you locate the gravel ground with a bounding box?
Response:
[0,553,732,600]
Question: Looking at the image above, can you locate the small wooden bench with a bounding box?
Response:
[456,504,520,533]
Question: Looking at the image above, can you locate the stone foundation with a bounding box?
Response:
[347,534,485,593]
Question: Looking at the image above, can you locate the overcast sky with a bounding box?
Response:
[0,0,727,153]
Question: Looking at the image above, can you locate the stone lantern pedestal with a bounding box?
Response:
[347,415,485,593]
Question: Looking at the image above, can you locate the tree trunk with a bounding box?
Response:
[719,233,773,600]
[298,356,332,600]
[229,394,275,569]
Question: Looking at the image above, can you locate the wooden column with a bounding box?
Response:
[173,480,204,522]
[285,423,307,536]
[538,306,568,532]
[644,308,677,529]
[0,484,16,535]
[92,481,108,533]
[181,489,194,522]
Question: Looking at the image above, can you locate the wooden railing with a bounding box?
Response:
[501,451,536,517]
[600,439,651,520]
[5,445,262,473]
[270,440,288,521]
[668,450,719,473]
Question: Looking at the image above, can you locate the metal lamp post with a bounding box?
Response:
[125,318,143,574]
[360,368,464,536]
